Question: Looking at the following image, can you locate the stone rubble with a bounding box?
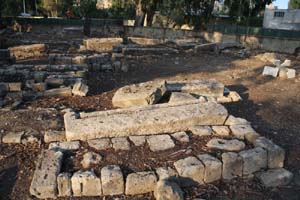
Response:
[262,59,297,79]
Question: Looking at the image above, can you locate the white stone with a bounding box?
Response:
[72,81,89,97]
[49,141,80,151]
[239,147,267,175]
[255,168,293,187]
[129,135,146,146]
[172,131,190,143]
[189,125,212,136]
[147,135,175,151]
[225,115,250,126]
[197,154,222,183]
[57,173,72,197]
[71,171,102,196]
[262,66,279,77]
[101,165,124,195]
[154,180,184,200]
[273,59,281,68]
[222,152,243,180]
[2,131,24,143]
[206,138,245,151]
[81,152,103,168]
[112,137,130,151]
[169,92,197,103]
[212,126,230,136]
[281,59,291,67]
[125,171,157,195]
[174,156,205,186]
[287,68,296,79]
[87,138,111,150]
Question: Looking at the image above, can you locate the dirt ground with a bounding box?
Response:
[0,51,300,200]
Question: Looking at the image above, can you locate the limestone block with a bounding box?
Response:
[230,124,258,140]
[129,136,146,146]
[171,131,190,143]
[212,126,230,136]
[57,173,72,197]
[197,154,222,183]
[81,152,103,168]
[169,92,197,103]
[222,152,243,180]
[101,165,124,195]
[206,138,245,151]
[262,66,279,77]
[44,131,66,143]
[112,81,167,108]
[2,131,24,143]
[88,138,111,150]
[189,125,213,136]
[8,82,22,92]
[174,156,205,186]
[147,135,175,151]
[154,180,184,200]
[21,129,40,144]
[254,137,285,168]
[225,115,250,126]
[84,38,123,53]
[72,81,89,97]
[166,79,225,98]
[239,147,267,175]
[71,171,102,196]
[49,141,80,151]
[112,137,130,151]
[30,150,63,199]
[125,171,157,195]
[287,68,296,79]
[65,101,228,141]
[43,87,72,97]
[255,168,293,187]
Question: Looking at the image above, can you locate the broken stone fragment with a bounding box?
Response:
[21,129,40,144]
[81,152,103,168]
[87,138,111,150]
[189,125,213,137]
[49,141,80,152]
[230,124,258,140]
[57,173,72,197]
[228,91,242,102]
[72,81,89,97]
[147,135,175,152]
[262,66,279,77]
[255,168,293,187]
[239,147,267,175]
[71,171,102,196]
[44,130,66,143]
[171,131,190,143]
[212,126,230,136]
[206,138,245,151]
[101,165,124,195]
[43,87,72,97]
[281,59,291,67]
[169,92,197,103]
[2,131,24,143]
[225,115,250,126]
[125,171,157,195]
[112,137,130,151]
[154,179,184,200]
[222,152,243,180]
[129,135,146,146]
[156,167,179,182]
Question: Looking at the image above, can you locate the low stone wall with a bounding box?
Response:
[9,44,46,60]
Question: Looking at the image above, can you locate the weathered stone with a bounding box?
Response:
[72,81,89,96]
[88,138,111,150]
[174,156,205,186]
[147,135,175,152]
[255,168,293,187]
[112,81,167,108]
[2,131,24,143]
[166,79,225,98]
[57,173,72,197]
[262,66,279,77]
[81,152,103,168]
[71,171,102,196]
[254,137,285,168]
[212,126,230,136]
[273,59,281,68]
[206,138,245,151]
[197,154,222,183]
[44,131,66,143]
[279,68,288,78]
[125,171,157,195]
[156,167,178,181]
[287,68,296,79]
[112,137,130,151]
[154,180,184,200]
[49,141,80,151]
[129,135,146,146]
[189,125,213,136]
[172,131,190,143]
[281,59,291,67]
[9,44,46,60]
[8,82,22,92]
[225,115,250,126]
[30,150,63,199]
[222,152,243,180]
[228,91,242,102]
[31,83,47,92]
[101,165,124,195]
[84,38,123,53]
[230,124,258,140]
[239,147,267,175]
[65,101,228,141]
[169,92,197,103]
[21,129,40,144]
[43,87,72,97]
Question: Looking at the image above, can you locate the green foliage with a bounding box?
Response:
[108,0,136,19]
[289,0,300,9]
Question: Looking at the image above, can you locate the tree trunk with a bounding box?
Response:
[83,17,91,36]
[134,0,145,26]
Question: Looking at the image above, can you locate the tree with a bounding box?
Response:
[289,0,300,9]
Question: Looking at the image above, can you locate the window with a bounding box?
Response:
[274,12,285,18]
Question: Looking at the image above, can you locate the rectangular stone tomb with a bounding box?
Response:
[65,101,228,141]
[166,79,225,98]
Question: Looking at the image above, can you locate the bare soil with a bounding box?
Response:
[1,51,300,200]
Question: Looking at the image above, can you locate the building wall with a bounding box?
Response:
[263,9,300,30]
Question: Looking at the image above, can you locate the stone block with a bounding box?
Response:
[147,135,175,152]
[222,152,243,180]
[287,68,296,79]
[255,168,293,187]
[230,124,258,140]
[72,81,89,97]
[31,83,47,92]
[112,81,167,108]
[2,131,24,143]
[44,131,66,143]
[189,125,213,136]
[71,171,102,196]
[169,92,197,103]
[101,165,124,195]
[57,173,72,197]
[206,138,245,151]
[197,154,222,183]
[171,131,190,143]
[112,137,130,151]
[30,150,63,199]
[21,129,40,144]
[8,82,22,92]
[129,136,146,146]
[45,78,65,87]
[49,141,80,151]
[84,38,123,53]
[281,59,291,67]
[262,66,279,77]
[81,152,103,168]
[174,156,205,186]
[88,138,111,150]
[43,87,72,97]
[154,180,184,200]
[239,147,267,175]
[212,126,230,136]
[225,115,250,126]
[125,171,157,195]
[254,137,285,168]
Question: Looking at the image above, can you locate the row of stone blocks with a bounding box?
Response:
[8,44,46,60]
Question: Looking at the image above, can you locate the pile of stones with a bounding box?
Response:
[263,59,297,79]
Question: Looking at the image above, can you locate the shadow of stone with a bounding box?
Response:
[0,165,18,199]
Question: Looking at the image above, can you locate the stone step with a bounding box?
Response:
[64,101,228,141]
